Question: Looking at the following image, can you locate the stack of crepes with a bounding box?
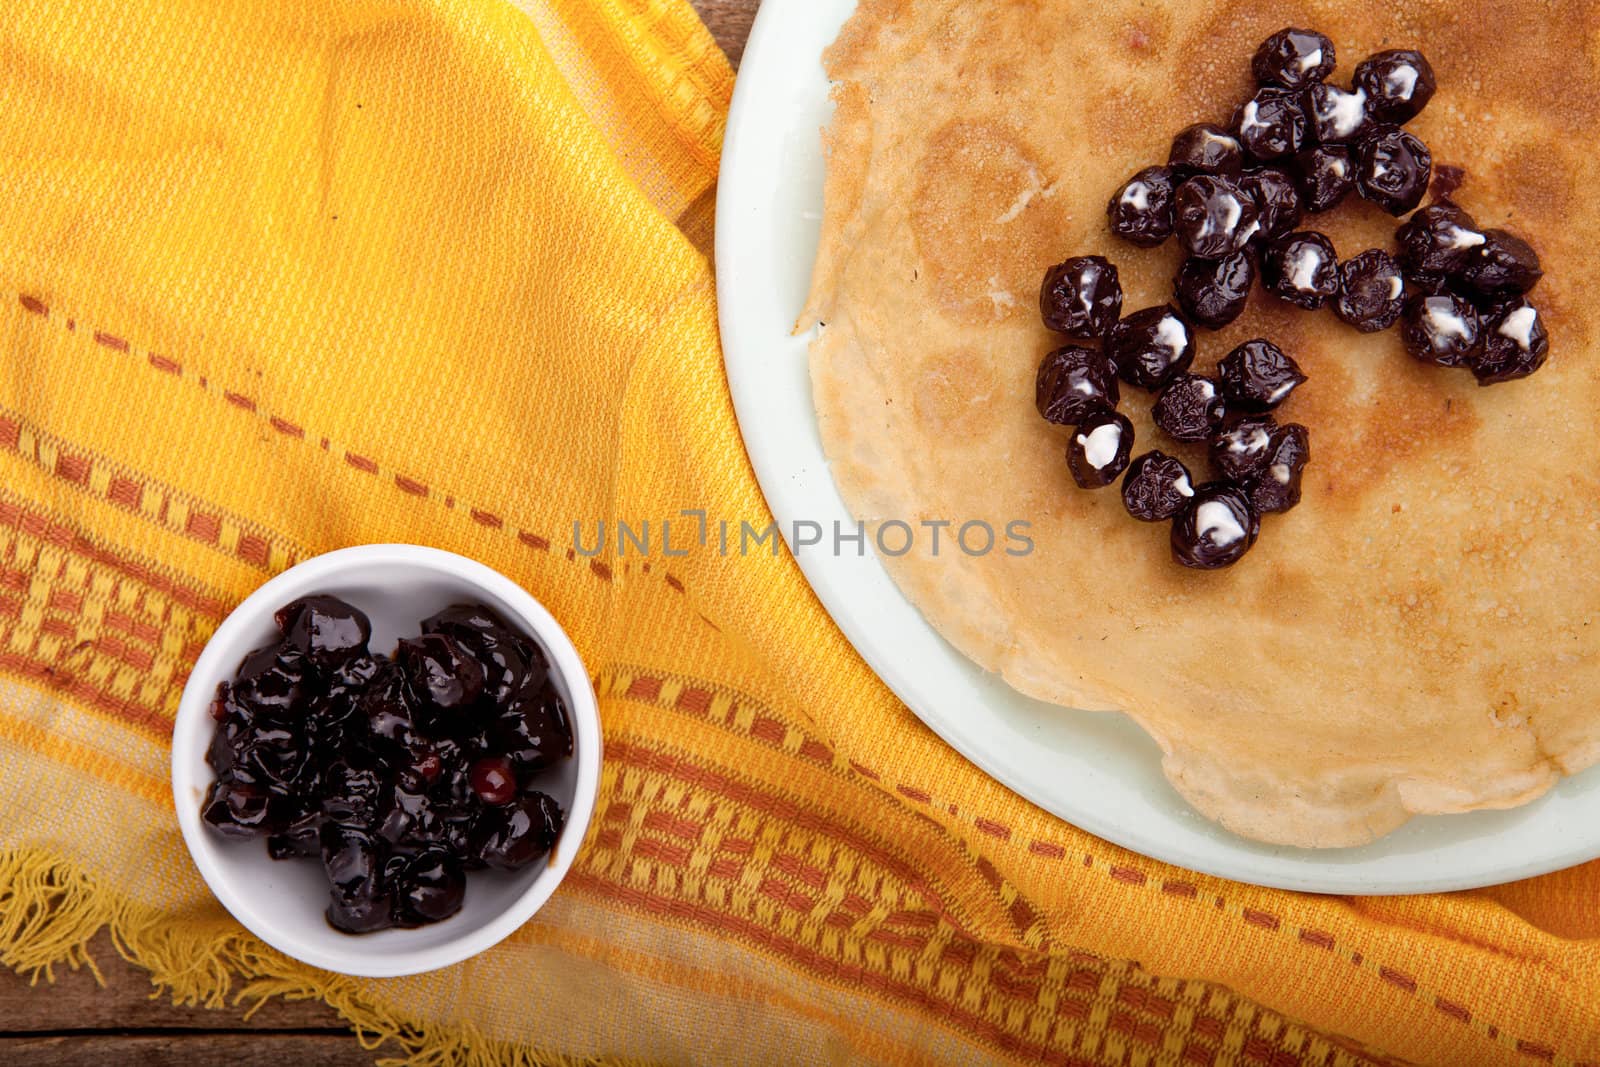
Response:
[0,1,1595,1064]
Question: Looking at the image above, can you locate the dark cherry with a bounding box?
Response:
[1171,484,1260,570]
[1174,175,1259,259]
[1355,126,1431,215]
[471,792,565,871]
[397,633,487,731]
[1303,82,1372,144]
[375,770,437,844]
[396,848,466,925]
[1404,270,1453,298]
[276,595,371,667]
[267,809,322,860]
[1121,452,1196,522]
[322,824,391,934]
[1238,167,1302,243]
[420,603,515,643]
[1353,49,1436,124]
[1218,340,1306,412]
[1107,305,1195,390]
[1233,88,1308,162]
[230,644,306,721]
[359,660,417,746]
[1174,250,1254,330]
[424,604,548,707]
[1395,201,1485,276]
[1107,165,1177,247]
[1035,346,1119,425]
[1334,249,1406,332]
[1262,231,1339,310]
[1066,410,1135,489]
[495,681,573,770]
[1293,145,1355,213]
[232,727,310,793]
[1040,256,1123,337]
[1472,301,1549,385]
[1252,28,1335,90]
[1168,123,1244,176]
[469,756,518,805]
[201,593,572,935]
[1210,414,1280,482]
[201,780,275,838]
[1152,374,1226,443]
[1402,293,1482,366]
[1245,423,1312,514]
[1460,229,1544,299]
[320,759,385,828]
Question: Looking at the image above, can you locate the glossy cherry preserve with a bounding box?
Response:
[201,595,573,933]
[1036,25,1549,571]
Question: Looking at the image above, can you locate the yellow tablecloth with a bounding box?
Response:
[0,1,1595,1063]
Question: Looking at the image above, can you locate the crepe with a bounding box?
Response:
[802,0,1600,846]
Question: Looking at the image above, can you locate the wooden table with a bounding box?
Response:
[0,2,755,1062]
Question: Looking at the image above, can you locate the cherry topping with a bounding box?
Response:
[1171,484,1260,570]
[1153,374,1227,443]
[1035,346,1119,425]
[1233,88,1308,162]
[1217,340,1307,412]
[200,595,574,935]
[1067,410,1135,489]
[1107,305,1195,390]
[1304,82,1371,144]
[1396,201,1485,277]
[1252,28,1336,90]
[1353,49,1436,124]
[1108,166,1177,247]
[1040,256,1123,337]
[1174,250,1254,330]
[1122,452,1195,522]
[1168,123,1244,176]
[1334,249,1406,332]
[1461,229,1544,299]
[1239,168,1302,243]
[1293,145,1356,213]
[1355,126,1432,215]
[1262,231,1340,310]
[1472,301,1549,385]
[1402,293,1482,366]
[1174,176,1260,259]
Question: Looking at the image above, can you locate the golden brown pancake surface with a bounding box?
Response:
[803,0,1600,846]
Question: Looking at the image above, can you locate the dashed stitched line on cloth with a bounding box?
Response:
[607,659,1584,1067]
[12,292,695,607]
[1064,852,1577,1066]
[0,405,306,574]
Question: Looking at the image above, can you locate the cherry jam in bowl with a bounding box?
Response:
[171,545,601,978]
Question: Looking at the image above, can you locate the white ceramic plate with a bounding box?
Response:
[714,0,1600,893]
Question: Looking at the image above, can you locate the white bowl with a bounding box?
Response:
[172,544,602,977]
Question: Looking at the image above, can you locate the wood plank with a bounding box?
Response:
[4,1035,377,1067]
[0,933,346,1033]
[689,0,758,67]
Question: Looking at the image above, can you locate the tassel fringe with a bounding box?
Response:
[0,848,653,1067]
